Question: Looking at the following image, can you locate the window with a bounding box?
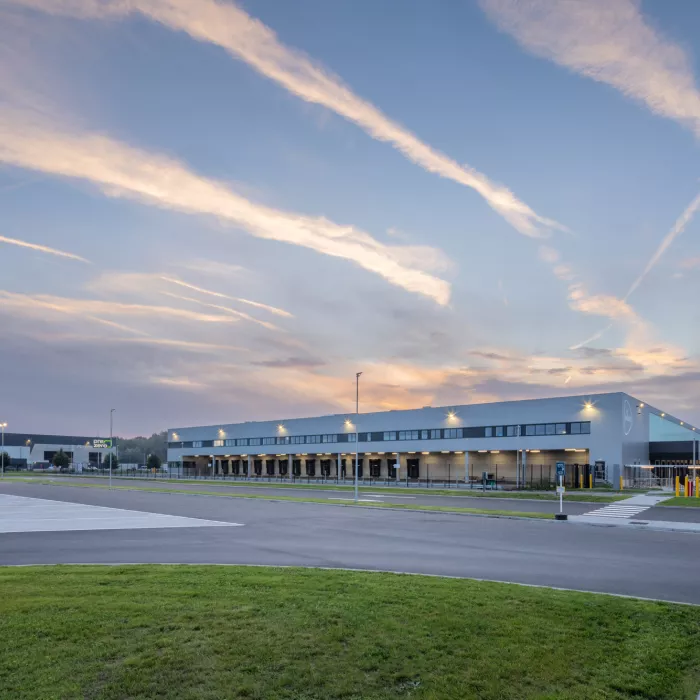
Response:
[348,433,357,442]
[224,439,235,447]
[383,431,396,441]
[570,423,581,435]
[485,427,492,437]
[546,424,555,435]
[276,436,290,445]
[525,425,535,436]
[580,422,591,434]
[322,434,338,443]
[213,439,224,447]
[556,423,566,435]
[421,430,428,440]
[535,425,545,436]
[430,429,441,439]
[495,426,503,437]
[249,438,261,446]
[291,436,305,444]
[307,435,321,444]
[236,438,248,447]
[263,437,275,445]
[506,425,515,437]
[399,430,419,440]
[192,441,203,448]
[365,433,372,442]
[444,428,462,439]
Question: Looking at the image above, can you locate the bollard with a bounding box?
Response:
[696,476,699,499]
[619,475,624,491]
[579,474,583,489]
[676,475,680,497]
[589,473,593,489]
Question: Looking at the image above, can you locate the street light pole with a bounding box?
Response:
[0,422,6,477]
[109,409,115,489]
[354,372,362,503]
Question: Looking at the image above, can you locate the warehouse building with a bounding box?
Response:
[166,392,699,486]
[0,432,115,469]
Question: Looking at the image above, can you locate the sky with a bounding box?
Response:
[1,0,700,437]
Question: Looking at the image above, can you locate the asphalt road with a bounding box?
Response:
[1,482,699,604]
[16,476,598,514]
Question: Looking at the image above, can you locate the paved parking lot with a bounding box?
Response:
[0,493,242,533]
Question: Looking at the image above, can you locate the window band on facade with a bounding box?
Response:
[168,421,591,449]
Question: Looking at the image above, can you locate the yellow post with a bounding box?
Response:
[579,474,583,489]
[589,473,593,489]
[676,475,680,497]
[695,476,699,498]
[619,475,624,491]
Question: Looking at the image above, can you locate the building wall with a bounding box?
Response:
[166,392,673,482]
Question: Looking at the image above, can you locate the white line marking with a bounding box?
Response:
[0,494,242,533]
[328,496,383,503]
[367,494,416,499]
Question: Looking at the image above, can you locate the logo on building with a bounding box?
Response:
[92,439,112,449]
[623,400,634,436]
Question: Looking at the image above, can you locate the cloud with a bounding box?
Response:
[480,0,700,137]
[253,356,326,369]
[8,0,564,239]
[0,233,89,262]
[0,290,238,325]
[0,108,451,305]
[571,189,700,349]
[160,291,278,331]
[159,275,293,317]
[680,256,700,270]
[625,189,700,298]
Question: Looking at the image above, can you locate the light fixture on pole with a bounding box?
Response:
[109,409,115,489]
[355,372,362,504]
[0,422,6,477]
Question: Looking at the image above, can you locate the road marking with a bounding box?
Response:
[581,493,671,520]
[328,495,383,503]
[367,494,416,499]
[0,494,242,533]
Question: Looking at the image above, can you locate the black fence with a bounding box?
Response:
[18,462,603,490]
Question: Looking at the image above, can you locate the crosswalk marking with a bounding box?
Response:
[583,504,651,519]
[580,493,669,519]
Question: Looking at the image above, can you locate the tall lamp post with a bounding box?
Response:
[109,408,115,489]
[0,422,6,477]
[354,372,362,503]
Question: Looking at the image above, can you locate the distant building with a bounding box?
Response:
[167,392,700,485]
[0,433,115,469]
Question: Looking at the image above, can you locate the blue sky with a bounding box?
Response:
[1,0,700,436]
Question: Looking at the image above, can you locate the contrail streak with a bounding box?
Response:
[0,234,89,262]
[9,0,564,238]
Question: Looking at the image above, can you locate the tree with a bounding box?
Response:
[53,449,70,469]
[116,431,167,464]
[103,453,119,470]
[146,453,162,471]
[0,452,10,472]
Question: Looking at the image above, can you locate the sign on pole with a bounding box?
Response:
[555,462,566,519]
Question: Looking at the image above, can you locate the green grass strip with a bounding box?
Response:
[2,478,552,519]
[0,565,698,700]
[8,473,632,502]
[657,496,700,507]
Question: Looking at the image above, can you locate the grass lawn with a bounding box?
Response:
[0,478,553,519]
[9,474,631,502]
[658,497,700,507]
[0,566,698,700]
